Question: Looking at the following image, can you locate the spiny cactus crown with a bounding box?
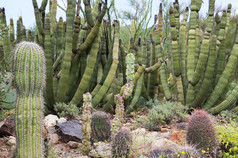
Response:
[11,41,46,95]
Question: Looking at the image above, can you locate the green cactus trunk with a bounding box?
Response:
[12,42,46,158]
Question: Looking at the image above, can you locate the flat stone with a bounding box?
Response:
[67,141,79,149]
[151,138,179,151]
[160,128,169,133]
[55,120,82,143]
[44,115,59,128]
[49,133,59,144]
[158,132,171,139]
[58,117,67,124]
[89,142,111,158]
[6,136,16,146]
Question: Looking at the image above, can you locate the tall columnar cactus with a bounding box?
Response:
[12,42,46,158]
[186,109,218,157]
[111,127,132,158]
[82,92,92,154]
[91,111,111,142]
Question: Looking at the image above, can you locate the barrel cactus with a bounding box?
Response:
[186,109,218,157]
[111,127,132,158]
[91,111,111,142]
[12,42,46,158]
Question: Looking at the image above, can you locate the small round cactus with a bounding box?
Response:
[12,41,46,158]
[111,127,132,158]
[186,109,218,157]
[91,111,111,142]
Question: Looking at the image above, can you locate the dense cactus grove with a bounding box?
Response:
[1,0,238,157]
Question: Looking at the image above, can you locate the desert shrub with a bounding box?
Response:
[216,110,238,124]
[141,100,188,131]
[54,102,79,119]
[216,120,238,157]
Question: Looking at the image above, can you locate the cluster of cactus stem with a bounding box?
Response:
[12,42,46,158]
[1,0,238,130]
[186,109,218,157]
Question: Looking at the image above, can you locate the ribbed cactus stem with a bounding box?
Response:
[114,94,124,123]
[10,18,15,45]
[12,41,46,158]
[82,92,92,154]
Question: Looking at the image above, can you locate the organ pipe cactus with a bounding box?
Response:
[82,92,92,154]
[12,42,46,158]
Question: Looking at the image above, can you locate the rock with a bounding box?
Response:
[151,138,179,151]
[0,119,15,137]
[89,142,111,158]
[55,120,82,143]
[160,128,169,133]
[158,131,171,139]
[78,156,89,158]
[49,133,59,144]
[131,128,147,135]
[131,128,154,157]
[44,114,59,128]
[67,141,79,149]
[58,117,67,124]
[0,119,5,128]
[6,136,16,147]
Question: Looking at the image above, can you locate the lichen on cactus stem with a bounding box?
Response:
[114,94,124,123]
[111,127,132,158]
[126,53,135,82]
[186,109,218,157]
[12,42,46,158]
[122,81,134,100]
[91,111,111,142]
[82,92,92,154]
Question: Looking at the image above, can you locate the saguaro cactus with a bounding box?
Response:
[12,42,46,158]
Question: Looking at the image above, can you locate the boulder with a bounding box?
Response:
[55,120,82,143]
[44,114,59,128]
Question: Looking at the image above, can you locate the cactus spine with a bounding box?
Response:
[12,42,46,158]
[82,93,92,154]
